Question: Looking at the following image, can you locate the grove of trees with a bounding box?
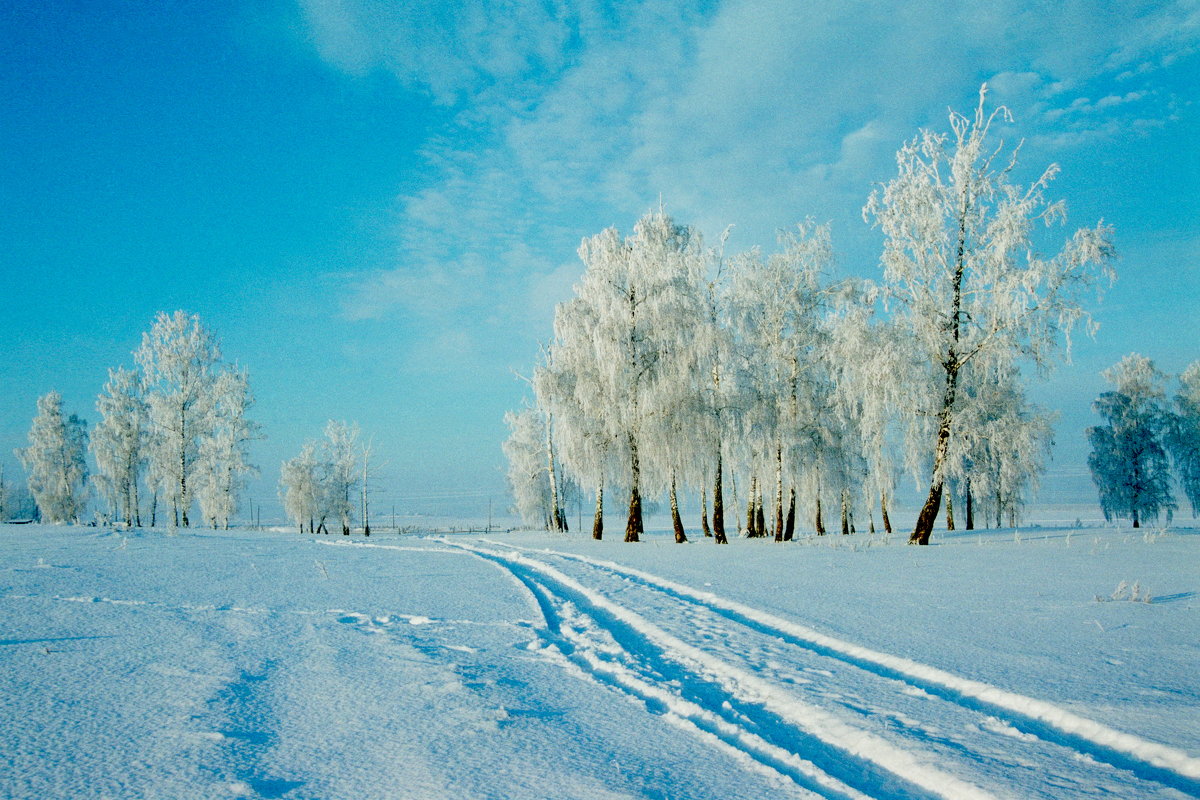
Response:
[505,86,1119,544]
[1087,354,1200,527]
[13,311,258,528]
[278,420,375,535]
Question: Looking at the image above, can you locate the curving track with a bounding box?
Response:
[443,538,1200,800]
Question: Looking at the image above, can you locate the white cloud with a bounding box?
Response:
[293,0,1200,354]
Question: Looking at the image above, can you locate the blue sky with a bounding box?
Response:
[2,0,1198,520]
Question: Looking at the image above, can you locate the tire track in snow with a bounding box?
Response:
[486,541,1200,798]
[448,540,1002,800]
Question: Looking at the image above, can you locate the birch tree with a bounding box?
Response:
[503,406,569,530]
[16,391,89,523]
[1087,354,1175,527]
[728,223,835,540]
[136,311,222,527]
[829,301,902,535]
[322,420,360,535]
[690,247,736,543]
[279,441,322,533]
[557,208,707,542]
[950,365,1054,528]
[196,368,259,529]
[531,336,608,536]
[864,84,1115,544]
[91,367,146,526]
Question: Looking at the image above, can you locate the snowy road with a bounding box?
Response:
[2,525,1197,799]
[442,539,1200,800]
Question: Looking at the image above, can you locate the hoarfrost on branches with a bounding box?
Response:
[91,367,147,526]
[863,84,1115,544]
[1087,354,1175,528]
[16,391,89,524]
[135,311,256,528]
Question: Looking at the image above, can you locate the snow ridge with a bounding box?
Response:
[492,541,1200,795]
[448,539,1004,800]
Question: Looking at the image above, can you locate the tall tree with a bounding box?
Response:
[503,406,572,531]
[534,332,615,538]
[16,391,89,523]
[279,441,322,533]
[950,364,1054,528]
[864,85,1115,544]
[829,302,901,536]
[196,368,259,529]
[136,311,222,527]
[1170,361,1200,516]
[727,223,834,541]
[91,367,147,526]
[322,420,361,535]
[1087,354,1175,527]
[556,208,707,542]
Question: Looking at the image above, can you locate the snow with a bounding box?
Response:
[1,522,1197,799]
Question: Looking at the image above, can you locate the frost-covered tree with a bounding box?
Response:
[322,420,361,535]
[91,367,147,526]
[728,223,834,540]
[1087,354,1175,527]
[1170,361,1200,516]
[688,245,737,544]
[553,208,708,542]
[864,85,1115,544]
[16,391,89,523]
[829,301,902,535]
[951,365,1054,528]
[196,368,259,529]
[137,311,223,527]
[503,406,563,530]
[534,332,615,538]
[279,441,322,533]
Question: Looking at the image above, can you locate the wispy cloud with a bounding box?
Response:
[296,0,1200,355]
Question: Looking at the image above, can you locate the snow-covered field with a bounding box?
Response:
[2,523,1197,800]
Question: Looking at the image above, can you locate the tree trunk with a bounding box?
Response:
[784,487,796,541]
[745,476,757,537]
[713,456,727,544]
[965,479,974,530]
[700,486,712,537]
[946,490,955,531]
[815,493,826,535]
[774,446,784,542]
[913,193,968,546]
[840,488,850,535]
[755,491,766,539]
[881,491,892,535]
[625,435,642,542]
[592,484,604,540]
[625,488,643,542]
[546,413,566,532]
[179,405,189,527]
[670,473,687,543]
[912,378,957,545]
